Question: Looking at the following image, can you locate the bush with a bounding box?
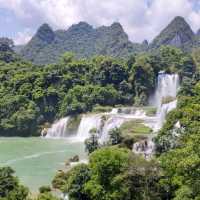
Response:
[39,186,51,194]
[85,131,99,154]
[108,128,123,145]
[0,167,29,200]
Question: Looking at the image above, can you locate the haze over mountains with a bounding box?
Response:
[18,16,200,65]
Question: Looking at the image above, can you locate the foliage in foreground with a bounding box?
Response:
[52,147,164,200]
[0,167,29,200]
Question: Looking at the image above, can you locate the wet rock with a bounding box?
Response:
[69,155,79,162]
[65,160,70,166]
[41,128,48,137]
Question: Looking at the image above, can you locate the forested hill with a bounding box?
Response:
[19,22,146,65]
[18,16,200,65]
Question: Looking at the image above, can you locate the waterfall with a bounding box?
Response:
[45,117,70,138]
[99,116,126,143]
[44,108,152,142]
[155,72,180,128]
[76,115,102,140]
[133,73,180,158]
[152,72,179,107]
[110,108,118,114]
[45,73,180,160]
[156,100,177,129]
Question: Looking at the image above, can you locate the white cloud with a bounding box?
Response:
[14,29,32,45]
[0,0,200,42]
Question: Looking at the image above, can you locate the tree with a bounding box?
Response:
[130,54,156,105]
[84,147,129,200]
[0,167,29,200]
[36,192,60,200]
[53,147,164,200]
[85,128,99,154]
[62,164,91,200]
[108,128,123,145]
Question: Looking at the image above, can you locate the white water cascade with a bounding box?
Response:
[133,72,180,158]
[150,72,179,108]
[156,99,177,130]
[44,72,180,159]
[76,115,102,140]
[155,73,180,129]
[45,117,70,138]
[44,107,151,141]
[100,116,127,143]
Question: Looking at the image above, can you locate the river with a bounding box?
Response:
[0,137,86,192]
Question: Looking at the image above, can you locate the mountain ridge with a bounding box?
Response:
[19,16,200,64]
[150,16,195,49]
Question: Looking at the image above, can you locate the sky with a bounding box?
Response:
[0,0,200,45]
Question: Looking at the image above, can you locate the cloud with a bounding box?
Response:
[14,29,32,45]
[0,0,200,43]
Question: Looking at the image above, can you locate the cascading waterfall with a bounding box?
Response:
[45,117,70,138]
[110,108,118,114]
[44,72,180,159]
[76,115,102,140]
[44,108,151,142]
[99,116,126,143]
[156,100,177,130]
[133,72,180,158]
[150,72,179,108]
[155,73,180,128]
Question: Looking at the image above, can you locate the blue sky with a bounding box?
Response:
[0,0,200,45]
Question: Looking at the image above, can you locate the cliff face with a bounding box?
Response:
[150,16,195,49]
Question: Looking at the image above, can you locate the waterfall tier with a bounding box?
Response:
[45,117,70,138]
[133,73,180,158]
[44,107,156,143]
[150,72,179,108]
[156,100,177,130]
[76,115,102,140]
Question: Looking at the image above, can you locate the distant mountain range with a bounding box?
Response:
[18,16,200,65]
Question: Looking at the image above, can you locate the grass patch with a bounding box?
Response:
[118,120,152,149]
[92,105,113,113]
[162,96,176,104]
[120,119,152,137]
[143,106,157,116]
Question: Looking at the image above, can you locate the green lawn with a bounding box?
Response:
[120,119,152,137]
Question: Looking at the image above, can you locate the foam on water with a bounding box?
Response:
[3,150,68,165]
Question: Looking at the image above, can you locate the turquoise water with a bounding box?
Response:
[0,137,86,191]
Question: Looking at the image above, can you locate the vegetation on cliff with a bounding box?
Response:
[0,42,194,136]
